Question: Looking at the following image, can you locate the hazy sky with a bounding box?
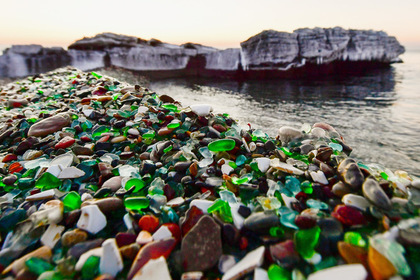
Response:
[1,0,419,49]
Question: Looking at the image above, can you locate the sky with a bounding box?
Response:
[1,0,420,49]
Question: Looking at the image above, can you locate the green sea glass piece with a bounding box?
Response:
[344,231,366,247]
[25,257,54,275]
[300,181,313,194]
[231,176,249,185]
[207,139,235,152]
[124,197,150,211]
[167,121,181,129]
[142,130,156,139]
[207,199,232,223]
[81,255,100,279]
[162,104,179,112]
[92,125,110,138]
[294,226,321,259]
[91,71,102,79]
[35,172,62,190]
[125,178,146,192]
[252,129,268,142]
[269,226,284,238]
[62,191,82,212]
[268,264,291,280]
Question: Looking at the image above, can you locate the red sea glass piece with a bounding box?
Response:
[116,232,137,247]
[332,204,366,226]
[55,136,75,149]
[239,236,248,250]
[81,136,92,142]
[138,215,160,233]
[97,135,110,143]
[2,154,17,163]
[9,162,23,174]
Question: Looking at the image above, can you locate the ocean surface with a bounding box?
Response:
[149,50,420,177]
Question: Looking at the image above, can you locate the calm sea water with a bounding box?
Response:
[149,50,420,177]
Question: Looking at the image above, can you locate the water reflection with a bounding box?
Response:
[149,66,420,177]
[157,67,397,106]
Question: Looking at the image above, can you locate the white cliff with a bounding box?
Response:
[241,27,405,70]
[240,30,300,70]
[0,28,405,78]
[109,45,196,71]
[0,45,70,77]
[68,50,107,71]
[204,48,241,70]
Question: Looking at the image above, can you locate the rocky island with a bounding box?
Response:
[0,67,418,279]
[0,27,405,79]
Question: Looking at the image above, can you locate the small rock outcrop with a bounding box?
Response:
[0,45,70,77]
[0,27,405,79]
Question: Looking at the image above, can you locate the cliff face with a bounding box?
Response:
[240,27,405,69]
[0,28,405,78]
[0,45,70,77]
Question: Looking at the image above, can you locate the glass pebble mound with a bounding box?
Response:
[0,67,418,280]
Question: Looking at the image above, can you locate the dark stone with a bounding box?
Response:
[362,177,392,211]
[2,174,18,186]
[94,142,112,151]
[243,212,280,234]
[15,140,33,155]
[68,238,104,259]
[222,223,239,246]
[269,240,300,269]
[174,161,192,172]
[206,126,221,138]
[180,206,204,236]
[398,218,420,246]
[64,209,81,227]
[264,140,276,152]
[337,158,364,189]
[140,160,156,176]
[238,205,252,218]
[181,215,222,272]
